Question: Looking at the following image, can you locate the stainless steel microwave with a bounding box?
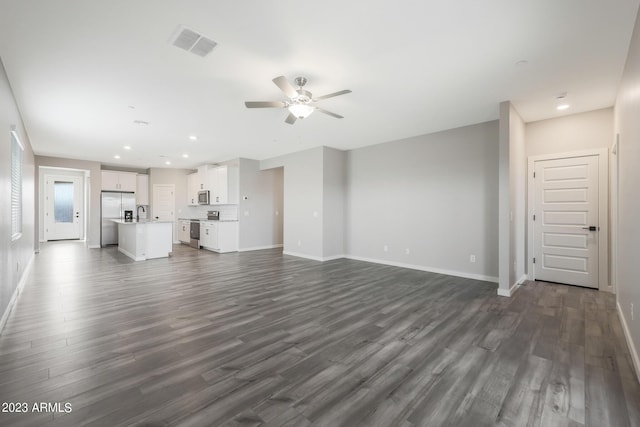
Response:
[198,190,209,205]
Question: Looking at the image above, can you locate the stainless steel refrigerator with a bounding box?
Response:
[101,192,136,246]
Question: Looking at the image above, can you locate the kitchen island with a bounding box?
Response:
[113,219,173,261]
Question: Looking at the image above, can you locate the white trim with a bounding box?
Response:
[527,148,609,291]
[282,251,346,262]
[617,301,640,383]
[0,253,34,336]
[345,255,499,283]
[87,244,101,249]
[323,254,346,261]
[238,244,283,252]
[499,274,528,297]
[282,251,325,262]
[497,288,511,297]
[282,252,499,282]
[117,247,144,261]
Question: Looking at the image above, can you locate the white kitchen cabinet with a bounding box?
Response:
[136,174,149,205]
[200,221,238,252]
[209,165,238,205]
[197,165,212,191]
[102,171,137,192]
[187,173,199,206]
[178,220,191,243]
[200,222,217,250]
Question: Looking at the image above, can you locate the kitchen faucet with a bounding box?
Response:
[136,205,146,221]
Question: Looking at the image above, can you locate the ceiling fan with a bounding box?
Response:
[245,76,351,125]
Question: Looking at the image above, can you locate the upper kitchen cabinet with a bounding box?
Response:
[209,165,238,205]
[196,165,212,191]
[102,170,137,192]
[187,172,199,206]
[136,174,149,205]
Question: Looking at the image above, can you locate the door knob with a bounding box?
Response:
[581,226,597,231]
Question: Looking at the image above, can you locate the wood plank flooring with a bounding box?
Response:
[0,241,638,426]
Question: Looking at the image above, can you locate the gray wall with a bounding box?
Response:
[238,158,283,251]
[614,6,640,374]
[322,147,346,259]
[0,57,35,330]
[262,147,324,259]
[526,108,613,157]
[347,121,499,281]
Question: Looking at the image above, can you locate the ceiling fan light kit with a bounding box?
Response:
[245,75,351,124]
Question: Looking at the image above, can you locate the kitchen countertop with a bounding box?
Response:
[112,219,174,224]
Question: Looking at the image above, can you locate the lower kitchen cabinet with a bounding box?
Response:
[201,221,238,253]
[178,220,190,243]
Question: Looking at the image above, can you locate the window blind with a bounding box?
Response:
[11,130,23,240]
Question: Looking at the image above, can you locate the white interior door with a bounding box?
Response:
[152,184,175,221]
[46,175,83,240]
[533,155,599,288]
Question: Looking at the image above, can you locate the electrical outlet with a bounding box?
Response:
[632,303,634,321]
[297,240,302,247]
[313,211,318,218]
[275,211,279,216]
[383,245,388,252]
[470,255,476,263]
[244,210,249,216]
[405,248,410,255]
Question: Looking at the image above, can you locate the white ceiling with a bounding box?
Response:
[1,0,638,169]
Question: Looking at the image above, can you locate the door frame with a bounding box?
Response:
[44,172,85,241]
[152,184,176,242]
[527,148,609,291]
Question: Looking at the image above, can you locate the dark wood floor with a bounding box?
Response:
[0,242,638,426]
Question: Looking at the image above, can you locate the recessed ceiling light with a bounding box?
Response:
[114,155,121,159]
[133,120,150,125]
[165,161,171,165]
[556,104,570,111]
[189,135,197,141]
[515,60,529,67]
[128,105,135,109]
[123,145,131,150]
[182,153,189,158]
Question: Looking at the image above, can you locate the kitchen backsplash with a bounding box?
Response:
[184,204,238,221]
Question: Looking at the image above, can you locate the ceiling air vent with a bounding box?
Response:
[170,25,217,57]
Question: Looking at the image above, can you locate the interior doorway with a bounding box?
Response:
[43,171,86,241]
[527,149,609,290]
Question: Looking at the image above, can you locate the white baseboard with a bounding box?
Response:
[117,247,144,261]
[282,252,499,283]
[282,251,344,262]
[0,253,35,336]
[87,244,100,249]
[239,244,283,252]
[323,254,347,261]
[497,288,511,297]
[617,301,640,383]
[497,274,527,297]
[345,255,499,283]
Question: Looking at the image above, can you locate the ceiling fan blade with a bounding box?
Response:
[315,107,344,119]
[272,76,298,98]
[285,113,297,125]
[314,89,352,101]
[245,101,286,108]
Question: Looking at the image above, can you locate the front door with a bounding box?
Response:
[46,175,83,240]
[533,155,599,288]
